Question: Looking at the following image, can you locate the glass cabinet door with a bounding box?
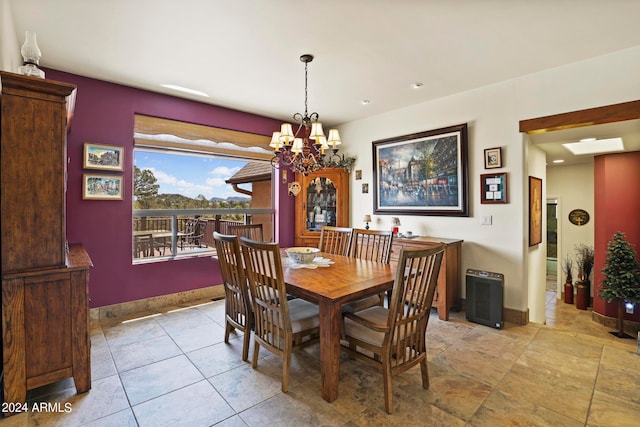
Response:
[295,168,348,247]
[305,176,338,232]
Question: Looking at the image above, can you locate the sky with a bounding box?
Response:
[134,150,251,200]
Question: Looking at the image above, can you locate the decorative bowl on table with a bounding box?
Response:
[285,247,320,264]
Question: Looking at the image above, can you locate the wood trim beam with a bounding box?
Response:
[519,100,640,134]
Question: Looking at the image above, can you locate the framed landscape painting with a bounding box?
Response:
[82,174,123,200]
[372,123,469,216]
[83,142,124,171]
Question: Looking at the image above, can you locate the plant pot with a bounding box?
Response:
[564,282,574,304]
[576,281,589,310]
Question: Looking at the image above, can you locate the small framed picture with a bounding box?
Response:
[480,172,507,204]
[83,142,124,171]
[362,183,369,194]
[355,170,362,180]
[83,174,123,200]
[484,147,502,169]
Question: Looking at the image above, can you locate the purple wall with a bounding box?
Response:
[45,69,295,308]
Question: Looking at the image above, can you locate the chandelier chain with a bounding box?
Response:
[304,60,309,118]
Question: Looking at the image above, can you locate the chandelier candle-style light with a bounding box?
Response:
[270,54,343,176]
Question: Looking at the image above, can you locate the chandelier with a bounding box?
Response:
[270,54,343,176]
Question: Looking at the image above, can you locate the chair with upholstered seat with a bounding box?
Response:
[342,244,445,414]
[213,232,253,361]
[229,223,264,242]
[239,237,320,392]
[318,226,353,256]
[343,228,394,312]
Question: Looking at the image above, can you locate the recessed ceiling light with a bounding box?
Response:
[410,82,424,89]
[562,137,624,155]
[552,159,565,163]
[361,99,370,105]
[580,138,596,142]
[161,84,209,97]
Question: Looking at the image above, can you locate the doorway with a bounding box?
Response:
[546,199,558,292]
[521,100,639,324]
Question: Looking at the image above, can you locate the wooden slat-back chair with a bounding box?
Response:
[342,244,445,414]
[213,232,253,361]
[343,228,394,312]
[229,223,264,242]
[351,228,393,263]
[239,237,320,392]
[180,218,206,249]
[318,226,353,256]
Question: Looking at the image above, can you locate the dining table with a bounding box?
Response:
[281,250,396,403]
[132,230,187,255]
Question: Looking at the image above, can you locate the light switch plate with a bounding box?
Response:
[482,215,492,225]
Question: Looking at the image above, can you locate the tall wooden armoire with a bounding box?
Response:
[0,71,92,415]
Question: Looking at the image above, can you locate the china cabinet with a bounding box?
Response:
[294,168,349,247]
[1,71,91,414]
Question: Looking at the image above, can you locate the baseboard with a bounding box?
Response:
[460,298,529,325]
[591,310,640,336]
[504,307,529,325]
[90,285,225,323]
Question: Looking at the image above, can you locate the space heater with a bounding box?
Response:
[466,269,504,329]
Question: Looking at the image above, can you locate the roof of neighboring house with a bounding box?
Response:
[225,162,273,184]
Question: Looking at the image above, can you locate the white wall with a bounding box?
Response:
[0,0,21,73]
[547,161,595,295]
[339,45,640,324]
[527,140,547,323]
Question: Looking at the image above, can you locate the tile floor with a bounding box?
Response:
[1,292,639,426]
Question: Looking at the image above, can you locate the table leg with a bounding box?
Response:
[319,300,341,402]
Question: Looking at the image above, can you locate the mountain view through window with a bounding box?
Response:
[134,150,252,210]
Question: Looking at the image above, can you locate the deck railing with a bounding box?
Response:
[132,208,273,261]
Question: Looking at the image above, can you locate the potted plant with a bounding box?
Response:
[574,244,594,310]
[562,256,574,304]
[599,231,640,338]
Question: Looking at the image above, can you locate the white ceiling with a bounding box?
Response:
[529,119,640,166]
[7,0,640,161]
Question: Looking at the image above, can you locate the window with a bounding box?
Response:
[132,115,274,262]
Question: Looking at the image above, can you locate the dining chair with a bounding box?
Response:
[133,233,153,258]
[154,235,171,256]
[239,237,320,392]
[213,232,253,361]
[318,226,353,256]
[342,244,445,414]
[229,223,264,242]
[180,218,206,249]
[343,228,394,312]
[351,228,393,263]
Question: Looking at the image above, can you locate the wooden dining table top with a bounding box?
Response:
[133,230,187,238]
[281,251,396,303]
